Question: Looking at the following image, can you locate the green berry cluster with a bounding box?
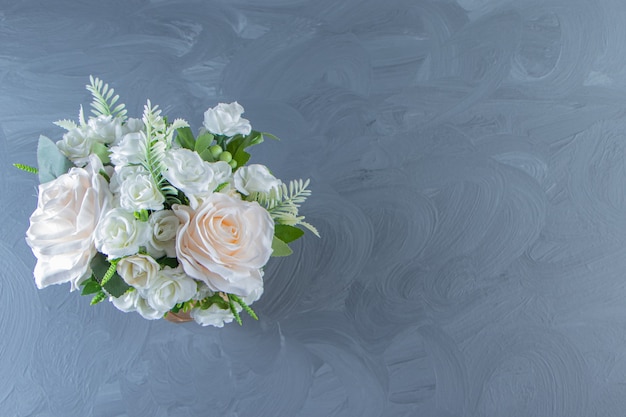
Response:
[209,145,237,169]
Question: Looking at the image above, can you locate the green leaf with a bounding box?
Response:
[176,127,196,150]
[271,236,293,257]
[274,224,305,244]
[198,148,216,162]
[92,142,110,165]
[226,131,264,167]
[156,257,179,268]
[81,277,102,295]
[199,293,229,310]
[37,135,73,183]
[102,271,129,298]
[194,132,214,154]
[90,253,130,298]
[262,132,280,141]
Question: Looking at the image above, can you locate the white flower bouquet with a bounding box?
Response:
[16,77,317,327]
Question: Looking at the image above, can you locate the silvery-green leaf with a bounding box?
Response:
[37,135,73,183]
[271,236,293,257]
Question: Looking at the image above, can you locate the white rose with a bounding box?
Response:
[94,208,150,258]
[119,172,165,211]
[144,266,197,312]
[110,132,146,167]
[110,288,162,319]
[117,118,144,143]
[109,289,139,313]
[203,102,252,136]
[136,296,163,320]
[56,126,97,166]
[233,164,281,195]
[190,304,236,328]
[88,115,124,144]
[146,210,179,259]
[26,155,112,290]
[163,148,212,194]
[173,192,274,297]
[109,165,149,194]
[116,254,160,290]
[190,285,263,327]
[208,161,233,189]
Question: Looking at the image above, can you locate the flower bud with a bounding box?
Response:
[209,145,223,158]
[219,151,232,163]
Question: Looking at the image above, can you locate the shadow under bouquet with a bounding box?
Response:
[18,77,317,327]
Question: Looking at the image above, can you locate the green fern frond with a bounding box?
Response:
[90,290,107,305]
[227,294,243,325]
[86,76,127,120]
[230,294,258,320]
[100,259,119,287]
[13,163,38,174]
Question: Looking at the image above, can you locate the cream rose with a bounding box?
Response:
[146,210,179,259]
[116,254,160,290]
[118,172,165,211]
[26,155,112,290]
[173,193,273,296]
[94,208,150,259]
[144,266,197,312]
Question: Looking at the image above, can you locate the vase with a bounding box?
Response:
[164,310,193,323]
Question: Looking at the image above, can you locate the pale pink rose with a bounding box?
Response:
[26,155,112,290]
[173,193,273,297]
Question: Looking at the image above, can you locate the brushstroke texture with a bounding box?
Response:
[2,0,626,415]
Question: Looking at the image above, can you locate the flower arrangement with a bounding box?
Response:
[16,77,317,327]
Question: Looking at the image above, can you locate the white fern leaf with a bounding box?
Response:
[299,221,320,237]
[53,119,78,130]
[79,105,86,126]
[86,76,127,120]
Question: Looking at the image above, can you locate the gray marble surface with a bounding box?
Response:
[2,0,626,415]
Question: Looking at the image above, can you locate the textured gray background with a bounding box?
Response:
[2,0,625,416]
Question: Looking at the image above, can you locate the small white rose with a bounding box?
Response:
[144,266,197,312]
[233,164,281,195]
[26,155,112,290]
[146,210,179,259]
[56,125,96,166]
[190,304,237,328]
[135,295,163,320]
[109,165,149,194]
[88,115,124,144]
[110,132,146,167]
[203,102,252,136]
[119,172,165,211]
[117,118,144,144]
[109,289,139,313]
[190,286,262,327]
[189,160,234,209]
[94,208,150,259]
[116,254,160,290]
[173,192,273,297]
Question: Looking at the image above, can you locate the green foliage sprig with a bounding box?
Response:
[13,163,38,174]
